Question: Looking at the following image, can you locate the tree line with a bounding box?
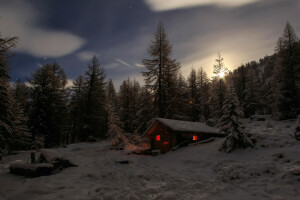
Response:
[0,22,299,154]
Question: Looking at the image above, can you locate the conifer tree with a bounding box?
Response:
[244,67,261,116]
[0,34,18,153]
[119,79,134,132]
[219,87,254,152]
[197,68,210,122]
[10,80,32,150]
[166,72,189,120]
[142,22,180,118]
[106,104,124,140]
[210,53,229,118]
[107,79,118,108]
[273,22,300,119]
[69,75,86,142]
[188,69,199,121]
[118,78,141,133]
[10,98,32,150]
[29,63,67,147]
[84,56,108,139]
[134,87,154,134]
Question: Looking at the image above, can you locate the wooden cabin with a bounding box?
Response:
[144,118,224,154]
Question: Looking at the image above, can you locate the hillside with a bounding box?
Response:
[0,118,299,200]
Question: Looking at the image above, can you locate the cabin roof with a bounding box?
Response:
[155,118,220,134]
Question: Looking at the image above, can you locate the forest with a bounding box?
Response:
[0,21,299,156]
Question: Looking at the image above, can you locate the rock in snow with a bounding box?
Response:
[10,163,54,177]
[40,149,77,169]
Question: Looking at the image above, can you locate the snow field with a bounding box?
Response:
[0,118,299,200]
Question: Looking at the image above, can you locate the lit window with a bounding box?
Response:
[193,136,197,141]
[156,135,160,141]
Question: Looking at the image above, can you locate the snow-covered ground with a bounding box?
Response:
[0,118,299,200]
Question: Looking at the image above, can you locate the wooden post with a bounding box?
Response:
[30,152,35,164]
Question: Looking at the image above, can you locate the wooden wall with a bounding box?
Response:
[145,121,223,154]
[145,122,177,153]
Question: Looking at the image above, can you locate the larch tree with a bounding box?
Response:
[134,86,154,134]
[69,75,86,142]
[210,52,229,118]
[106,78,124,138]
[118,78,141,133]
[11,80,32,150]
[10,97,32,150]
[0,34,18,153]
[244,67,261,116]
[118,78,134,133]
[219,86,254,152]
[106,79,118,109]
[84,56,108,139]
[188,68,199,121]
[29,63,67,147]
[106,99,124,140]
[142,22,180,118]
[273,22,300,119]
[173,72,189,120]
[197,67,210,122]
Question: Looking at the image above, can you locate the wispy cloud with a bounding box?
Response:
[115,58,132,67]
[0,0,85,58]
[135,63,144,68]
[77,51,99,61]
[36,63,43,68]
[144,0,260,11]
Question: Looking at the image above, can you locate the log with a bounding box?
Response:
[10,163,54,178]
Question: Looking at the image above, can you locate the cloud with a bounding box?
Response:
[36,63,43,68]
[77,51,99,61]
[0,0,85,58]
[144,0,260,11]
[115,58,132,67]
[135,63,144,68]
[177,28,275,78]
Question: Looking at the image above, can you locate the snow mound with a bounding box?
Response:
[213,160,278,182]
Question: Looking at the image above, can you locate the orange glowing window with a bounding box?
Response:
[156,135,160,141]
[163,142,169,145]
[193,136,197,141]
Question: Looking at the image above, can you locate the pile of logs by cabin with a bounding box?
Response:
[10,149,77,178]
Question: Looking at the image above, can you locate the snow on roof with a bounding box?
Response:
[156,118,220,134]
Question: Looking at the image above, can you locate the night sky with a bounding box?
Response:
[1,0,299,87]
